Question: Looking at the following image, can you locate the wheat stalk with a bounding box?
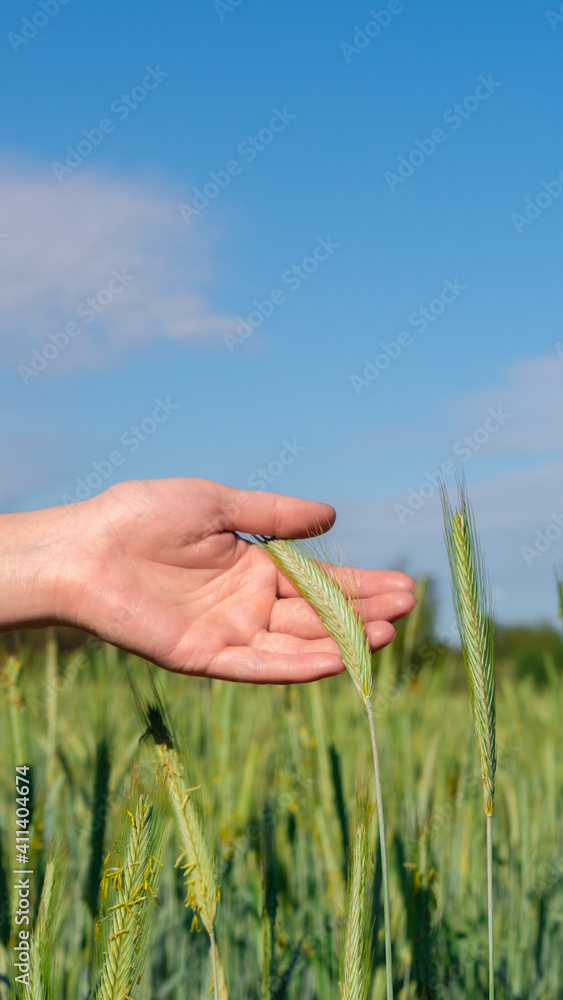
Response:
[440,475,496,1000]
[340,790,370,1000]
[43,628,58,847]
[2,654,26,767]
[308,683,346,909]
[255,535,394,1000]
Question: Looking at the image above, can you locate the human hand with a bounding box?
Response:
[0,478,416,683]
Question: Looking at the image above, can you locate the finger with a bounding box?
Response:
[251,621,397,656]
[275,563,417,599]
[366,619,397,648]
[270,591,417,639]
[217,484,336,539]
[196,618,397,684]
[205,647,345,684]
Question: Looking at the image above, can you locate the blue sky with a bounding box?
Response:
[1,0,562,632]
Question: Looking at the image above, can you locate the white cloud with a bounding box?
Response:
[353,351,563,474]
[446,353,563,456]
[336,456,563,628]
[0,161,235,370]
[340,355,563,626]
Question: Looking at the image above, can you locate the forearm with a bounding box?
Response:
[0,505,84,631]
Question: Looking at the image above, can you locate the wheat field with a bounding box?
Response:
[0,569,562,999]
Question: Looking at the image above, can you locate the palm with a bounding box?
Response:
[78,478,416,683]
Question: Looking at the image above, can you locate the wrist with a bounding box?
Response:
[0,503,88,631]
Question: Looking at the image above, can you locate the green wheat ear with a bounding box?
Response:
[440,477,496,816]
[440,474,497,1000]
[254,535,373,701]
[94,776,167,1000]
[27,849,66,1000]
[131,677,227,1000]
